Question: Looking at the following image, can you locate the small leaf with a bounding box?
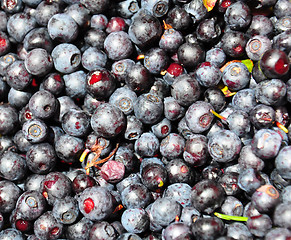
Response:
[203,0,218,11]
[241,59,254,72]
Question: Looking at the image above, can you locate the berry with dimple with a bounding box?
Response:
[222,62,250,91]
[246,35,272,61]
[51,43,81,74]
[185,101,214,133]
[52,196,79,225]
[15,190,46,221]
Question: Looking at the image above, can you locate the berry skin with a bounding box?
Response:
[91,103,126,138]
[77,186,114,221]
[24,48,53,76]
[222,62,250,91]
[0,104,19,135]
[190,179,225,214]
[51,43,81,74]
[86,69,117,100]
[104,31,133,61]
[259,49,290,79]
[185,101,214,133]
[208,130,241,163]
[275,146,291,179]
[47,13,79,42]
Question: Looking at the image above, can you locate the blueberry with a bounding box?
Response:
[8,88,32,109]
[0,228,24,240]
[55,134,84,163]
[275,146,291,179]
[62,109,90,137]
[128,11,163,49]
[0,104,19,135]
[150,197,182,227]
[0,151,27,181]
[34,1,61,26]
[194,62,222,87]
[89,221,117,240]
[162,222,193,240]
[81,47,107,71]
[104,31,133,60]
[91,103,125,138]
[205,48,226,68]
[133,93,163,124]
[48,13,79,42]
[24,48,53,76]
[222,62,250,91]
[77,186,114,221]
[23,27,54,53]
[251,129,282,160]
[121,208,150,233]
[134,132,159,157]
[29,90,58,119]
[160,133,185,160]
[0,180,22,213]
[86,69,117,100]
[5,60,32,90]
[177,43,205,70]
[51,43,81,74]
[63,70,87,99]
[7,13,36,43]
[41,172,72,205]
[255,79,286,106]
[190,179,225,214]
[33,211,63,240]
[171,74,201,107]
[65,217,93,240]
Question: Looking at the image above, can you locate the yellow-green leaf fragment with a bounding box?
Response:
[203,0,217,11]
[214,212,248,222]
[241,59,254,72]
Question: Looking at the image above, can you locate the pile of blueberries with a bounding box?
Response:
[0,0,291,238]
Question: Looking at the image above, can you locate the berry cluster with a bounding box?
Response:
[0,0,291,239]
